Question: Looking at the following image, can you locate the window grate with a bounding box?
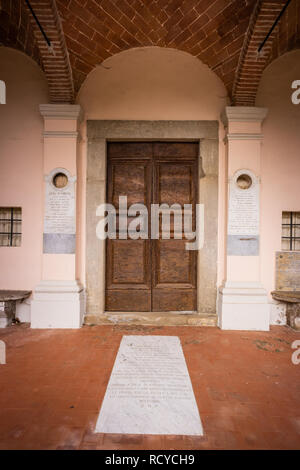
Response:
[281,211,300,251]
[0,207,22,247]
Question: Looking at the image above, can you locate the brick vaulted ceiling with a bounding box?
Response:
[0,0,300,104]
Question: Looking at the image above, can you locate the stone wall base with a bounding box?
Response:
[31,280,84,329]
[84,312,218,327]
[218,283,270,331]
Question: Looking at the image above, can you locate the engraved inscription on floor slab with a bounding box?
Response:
[95,336,203,436]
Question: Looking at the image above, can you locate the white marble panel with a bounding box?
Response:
[95,335,203,435]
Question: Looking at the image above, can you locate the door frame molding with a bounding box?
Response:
[86,120,219,320]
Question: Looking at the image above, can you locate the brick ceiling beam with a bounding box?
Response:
[232,0,287,105]
[27,0,74,103]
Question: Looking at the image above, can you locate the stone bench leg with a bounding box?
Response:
[286,303,300,331]
[0,301,16,328]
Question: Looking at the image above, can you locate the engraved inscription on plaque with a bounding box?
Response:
[43,168,76,254]
[95,335,203,436]
[275,252,300,291]
[227,169,260,256]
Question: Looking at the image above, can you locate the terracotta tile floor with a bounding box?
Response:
[0,323,299,450]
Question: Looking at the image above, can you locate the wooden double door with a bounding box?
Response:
[106,142,198,312]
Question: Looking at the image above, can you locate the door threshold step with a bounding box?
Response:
[84,311,218,327]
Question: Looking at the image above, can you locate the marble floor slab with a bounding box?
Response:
[95,335,203,435]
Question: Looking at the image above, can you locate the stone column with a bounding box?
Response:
[218,106,270,331]
[31,104,84,328]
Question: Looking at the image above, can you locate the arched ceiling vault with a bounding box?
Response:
[0,0,299,105]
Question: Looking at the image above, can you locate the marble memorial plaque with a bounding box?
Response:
[95,335,203,435]
[276,252,300,291]
[227,170,259,256]
[43,168,76,254]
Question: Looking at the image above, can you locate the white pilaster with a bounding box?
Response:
[219,106,270,331]
[31,280,84,329]
[31,104,84,329]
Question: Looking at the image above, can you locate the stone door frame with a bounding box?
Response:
[86,120,218,320]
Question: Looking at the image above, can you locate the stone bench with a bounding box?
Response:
[0,290,31,327]
[271,291,300,331]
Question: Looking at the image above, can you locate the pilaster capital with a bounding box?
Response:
[39,104,83,121]
[221,106,268,127]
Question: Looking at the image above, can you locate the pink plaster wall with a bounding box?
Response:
[257,49,300,297]
[2,44,298,308]
[0,47,48,290]
[76,47,229,286]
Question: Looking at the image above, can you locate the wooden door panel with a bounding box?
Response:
[152,289,196,312]
[110,162,150,208]
[153,239,194,286]
[157,164,192,206]
[108,142,152,159]
[153,142,198,159]
[108,239,150,287]
[106,143,151,312]
[106,142,198,313]
[152,145,198,312]
[106,289,151,312]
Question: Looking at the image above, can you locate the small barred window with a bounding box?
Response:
[282,211,300,251]
[0,208,22,247]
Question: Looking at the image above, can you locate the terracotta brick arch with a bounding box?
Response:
[233,0,300,105]
[57,0,258,95]
[0,0,42,67]
[0,0,74,102]
[267,0,300,67]
[1,0,299,104]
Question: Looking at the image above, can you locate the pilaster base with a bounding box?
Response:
[0,315,10,328]
[0,300,15,327]
[218,283,270,331]
[31,280,84,329]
